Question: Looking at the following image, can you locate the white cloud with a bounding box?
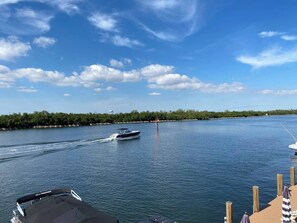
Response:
[112,35,143,48]
[258,31,283,38]
[147,73,244,92]
[0,36,31,61]
[0,63,244,94]
[0,81,11,88]
[64,93,71,96]
[80,64,141,83]
[15,8,53,33]
[80,64,125,82]
[94,86,116,92]
[94,87,102,92]
[142,0,179,10]
[148,92,161,96]
[110,59,124,68]
[33,36,56,48]
[88,12,118,32]
[106,86,116,91]
[137,0,200,41]
[109,58,132,68]
[139,65,244,93]
[281,35,297,41]
[18,86,37,93]
[236,46,297,69]
[140,64,174,78]
[43,0,83,14]
[0,0,20,5]
[139,0,197,23]
[259,89,297,95]
[141,24,178,41]
[16,68,65,83]
[0,0,82,14]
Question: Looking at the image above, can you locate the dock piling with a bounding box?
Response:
[252,186,259,213]
[226,201,233,223]
[277,174,283,196]
[291,167,295,187]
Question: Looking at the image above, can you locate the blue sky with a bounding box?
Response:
[1,0,297,114]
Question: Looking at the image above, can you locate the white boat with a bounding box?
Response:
[115,128,140,140]
[289,142,297,151]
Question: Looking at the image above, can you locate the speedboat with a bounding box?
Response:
[11,188,119,223]
[115,128,140,140]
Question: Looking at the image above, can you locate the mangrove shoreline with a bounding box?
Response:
[0,109,297,131]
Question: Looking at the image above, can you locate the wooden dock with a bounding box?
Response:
[225,167,297,223]
[250,184,297,223]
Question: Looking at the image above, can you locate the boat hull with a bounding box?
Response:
[116,131,140,140]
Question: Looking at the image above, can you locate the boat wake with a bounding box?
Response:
[0,136,118,162]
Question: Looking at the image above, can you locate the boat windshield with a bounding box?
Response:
[117,128,131,133]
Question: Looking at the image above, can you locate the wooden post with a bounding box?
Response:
[291,167,295,187]
[277,174,283,196]
[226,201,233,223]
[253,186,259,213]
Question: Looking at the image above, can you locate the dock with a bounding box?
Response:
[225,167,297,223]
[250,184,297,223]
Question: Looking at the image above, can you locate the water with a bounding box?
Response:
[1,116,297,222]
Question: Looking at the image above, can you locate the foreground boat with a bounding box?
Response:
[115,128,140,140]
[289,142,297,152]
[11,188,118,223]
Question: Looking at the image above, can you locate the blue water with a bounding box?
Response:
[1,115,297,222]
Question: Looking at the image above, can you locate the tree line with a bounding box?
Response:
[0,109,296,130]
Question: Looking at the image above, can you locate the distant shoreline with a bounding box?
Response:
[0,119,188,131]
[0,110,296,132]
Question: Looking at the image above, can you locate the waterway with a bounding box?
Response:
[1,115,297,222]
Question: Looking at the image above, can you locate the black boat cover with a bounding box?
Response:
[18,194,118,223]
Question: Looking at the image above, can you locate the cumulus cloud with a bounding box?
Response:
[259,89,297,95]
[0,36,31,61]
[64,93,71,96]
[146,73,244,92]
[80,64,126,82]
[111,35,143,48]
[0,63,244,94]
[140,64,244,92]
[236,46,297,69]
[88,12,118,32]
[140,64,174,78]
[33,36,56,48]
[110,58,132,68]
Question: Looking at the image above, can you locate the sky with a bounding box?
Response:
[1,0,297,114]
